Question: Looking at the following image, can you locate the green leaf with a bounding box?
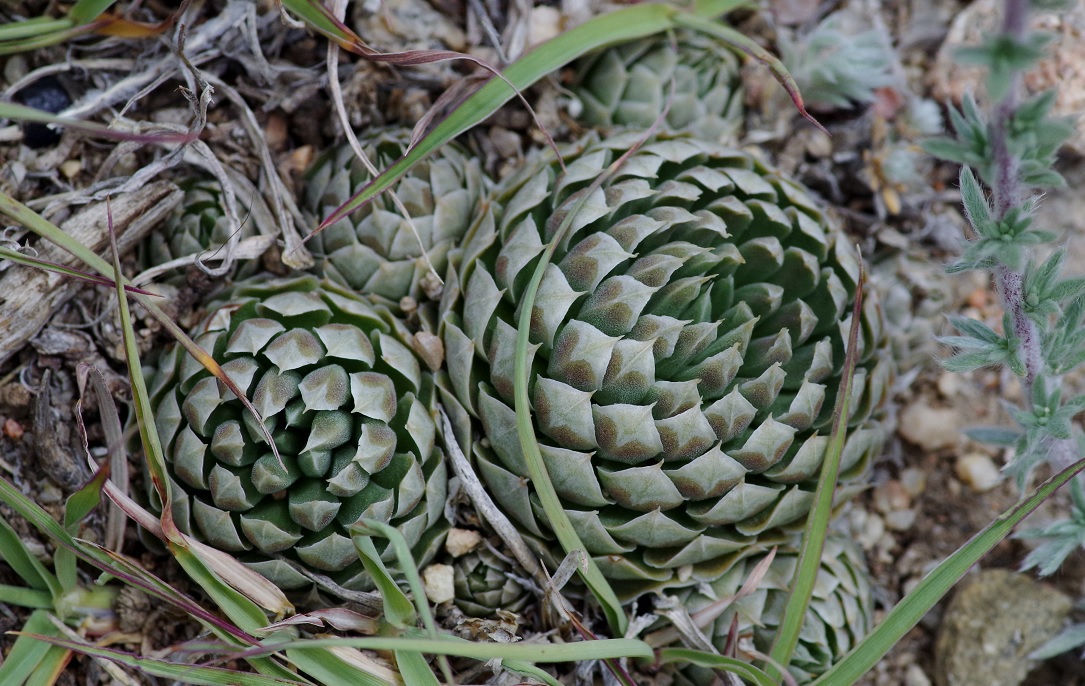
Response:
[18,632,307,685]
[0,512,60,598]
[1030,623,1085,660]
[0,584,52,609]
[812,454,1085,684]
[958,167,991,230]
[67,0,119,24]
[314,2,681,232]
[0,610,69,685]
[766,251,865,678]
[351,534,416,629]
[234,633,654,663]
[56,461,110,593]
[659,648,778,686]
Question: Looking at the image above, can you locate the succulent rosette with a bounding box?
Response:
[572,30,744,141]
[141,177,258,281]
[147,275,448,592]
[673,537,873,684]
[303,130,491,302]
[440,131,890,597]
[453,546,532,618]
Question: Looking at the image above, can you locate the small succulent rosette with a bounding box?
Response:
[440,131,891,599]
[303,130,492,303]
[572,30,744,142]
[453,545,532,618]
[146,275,448,595]
[140,177,258,283]
[671,537,873,685]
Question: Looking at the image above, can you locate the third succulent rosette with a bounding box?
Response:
[440,131,890,599]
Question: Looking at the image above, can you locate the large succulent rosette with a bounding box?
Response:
[440,131,890,598]
[303,130,490,302]
[146,275,448,592]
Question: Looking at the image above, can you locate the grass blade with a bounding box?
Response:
[0,245,158,294]
[0,584,52,608]
[56,461,110,592]
[17,633,307,685]
[353,519,453,684]
[0,190,282,492]
[659,648,778,686]
[812,455,1085,685]
[0,512,60,598]
[235,634,655,663]
[673,13,826,134]
[314,2,680,232]
[766,253,866,677]
[0,611,69,685]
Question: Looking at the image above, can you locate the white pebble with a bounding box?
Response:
[422,564,455,604]
[955,453,1001,492]
[899,403,960,451]
[445,528,482,558]
[885,509,917,531]
[905,664,932,686]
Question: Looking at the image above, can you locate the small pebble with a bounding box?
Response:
[885,509,917,531]
[873,480,911,514]
[445,528,482,558]
[936,372,962,398]
[59,159,81,179]
[857,512,886,550]
[2,418,23,439]
[528,6,563,47]
[955,453,1001,492]
[900,467,927,497]
[905,664,932,686]
[422,564,455,604]
[899,402,960,451]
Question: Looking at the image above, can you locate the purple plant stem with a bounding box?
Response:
[989,0,1079,470]
[990,0,1041,389]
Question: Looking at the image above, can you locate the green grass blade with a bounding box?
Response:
[353,518,451,681]
[315,2,679,231]
[243,634,655,662]
[353,519,453,685]
[351,535,415,629]
[284,648,396,686]
[56,461,110,592]
[691,0,752,16]
[812,455,1085,685]
[68,0,118,23]
[395,651,440,686]
[500,660,563,686]
[0,610,68,685]
[0,190,279,503]
[673,13,825,134]
[0,18,73,41]
[512,150,637,636]
[0,584,52,608]
[0,511,61,598]
[18,633,307,685]
[766,257,866,677]
[659,648,778,686]
[0,245,157,294]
